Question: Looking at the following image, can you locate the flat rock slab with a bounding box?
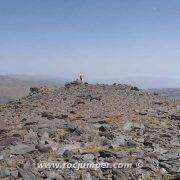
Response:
[10,144,36,155]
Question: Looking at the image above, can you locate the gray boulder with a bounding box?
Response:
[10,144,36,155]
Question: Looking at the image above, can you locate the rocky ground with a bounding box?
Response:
[0,82,180,180]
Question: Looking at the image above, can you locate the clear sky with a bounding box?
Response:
[0,0,180,82]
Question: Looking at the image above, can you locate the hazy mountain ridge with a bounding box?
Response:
[0,75,63,104]
[7,74,68,84]
[93,77,180,89]
[151,88,180,100]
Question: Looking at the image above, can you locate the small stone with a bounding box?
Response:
[10,170,19,178]
[135,109,147,115]
[45,171,63,179]
[99,150,115,158]
[30,87,39,94]
[61,114,68,119]
[0,154,4,161]
[62,150,75,159]
[58,143,81,155]
[139,111,147,116]
[154,101,164,105]
[82,154,95,162]
[36,145,51,153]
[130,86,139,91]
[160,168,167,174]
[99,126,107,132]
[123,122,133,131]
[82,171,92,180]
[126,140,137,147]
[111,135,125,149]
[133,123,145,130]
[41,112,55,120]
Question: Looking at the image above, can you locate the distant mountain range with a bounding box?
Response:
[0,75,66,104]
[7,74,68,84]
[92,77,180,89]
[150,88,180,100]
[0,74,180,104]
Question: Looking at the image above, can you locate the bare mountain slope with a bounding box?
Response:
[0,75,60,104]
[0,82,179,179]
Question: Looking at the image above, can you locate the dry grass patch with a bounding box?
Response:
[79,144,138,154]
[106,115,124,126]
[79,145,105,154]
[51,129,68,142]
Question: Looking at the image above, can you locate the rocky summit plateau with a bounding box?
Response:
[0,82,180,180]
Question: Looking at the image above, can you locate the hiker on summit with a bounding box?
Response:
[74,74,83,84]
[79,74,83,83]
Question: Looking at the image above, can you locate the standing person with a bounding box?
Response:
[79,74,83,83]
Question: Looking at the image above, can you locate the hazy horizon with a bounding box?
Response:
[0,73,180,89]
[1,0,180,87]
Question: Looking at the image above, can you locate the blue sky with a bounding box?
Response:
[0,0,180,83]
